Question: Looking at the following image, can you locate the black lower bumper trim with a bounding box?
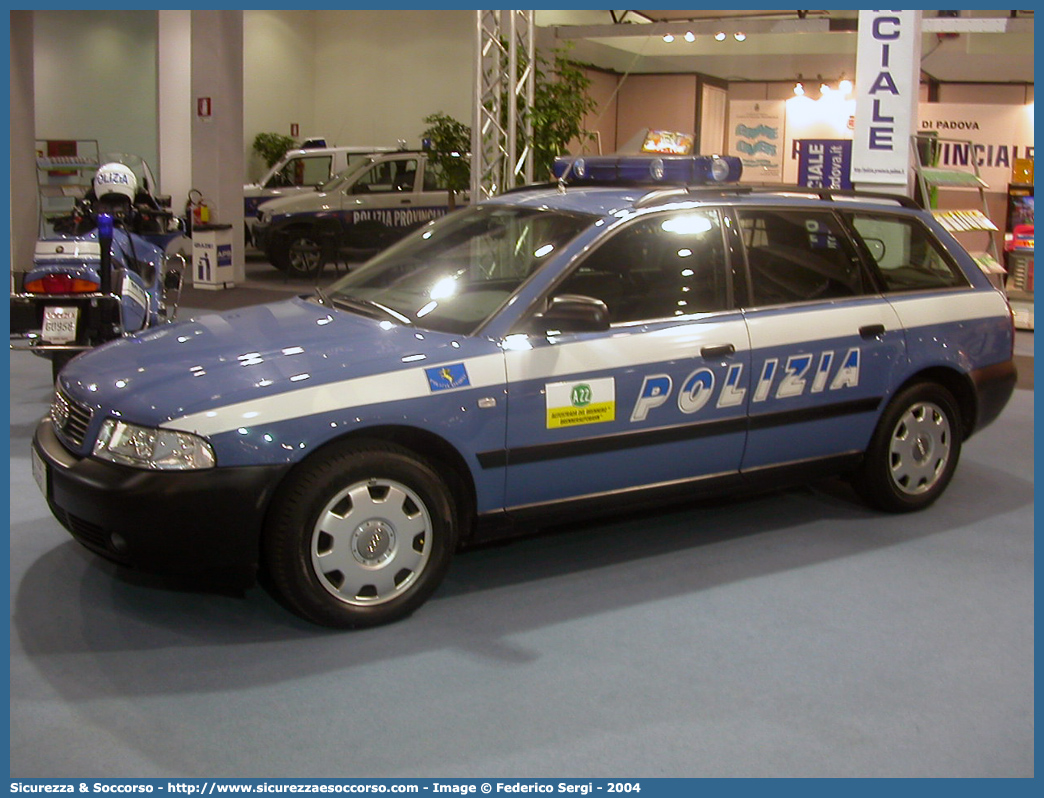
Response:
[33,419,291,586]
[971,358,1018,434]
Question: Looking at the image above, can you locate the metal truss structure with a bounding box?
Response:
[471,10,535,200]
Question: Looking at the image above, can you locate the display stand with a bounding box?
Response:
[1004,179,1034,330]
[191,223,235,290]
[35,139,99,237]
[912,134,1005,289]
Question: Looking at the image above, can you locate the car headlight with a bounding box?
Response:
[93,419,216,470]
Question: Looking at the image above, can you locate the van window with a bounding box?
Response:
[738,209,867,305]
[846,213,969,292]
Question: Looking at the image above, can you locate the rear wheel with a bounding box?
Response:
[263,442,458,628]
[855,383,962,512]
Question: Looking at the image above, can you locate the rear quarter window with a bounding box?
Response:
[846,213,970,292]
[738,208,869,305]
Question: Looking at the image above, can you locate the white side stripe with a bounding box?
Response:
[163,354,507,437]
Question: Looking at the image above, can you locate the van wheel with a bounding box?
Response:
[263,442,458,628]
[269,230,326,278]
[855,383,962,512]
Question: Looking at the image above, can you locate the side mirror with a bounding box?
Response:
[863,237,886,262]
[527,294,610,335]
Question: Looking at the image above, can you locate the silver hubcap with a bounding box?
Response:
[288,237,321,273]
[888,401,951,495]
[310,478,431,606]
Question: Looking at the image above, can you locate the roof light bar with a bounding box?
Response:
[553,155,743,185]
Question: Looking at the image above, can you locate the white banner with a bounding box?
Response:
[917,103,1035,191]
[851,10,922,185]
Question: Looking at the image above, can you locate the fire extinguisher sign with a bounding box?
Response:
[197,97,212,118]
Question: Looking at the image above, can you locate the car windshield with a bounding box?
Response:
[324,204,596,334]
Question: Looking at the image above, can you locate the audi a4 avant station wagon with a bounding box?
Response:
[33,155,1017,628]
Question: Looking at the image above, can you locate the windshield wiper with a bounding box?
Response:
[329,296,413,325]
[313,285,331,307]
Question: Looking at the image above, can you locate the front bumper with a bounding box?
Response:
[11,292,121,354]
[33,418,291,586]
[251,221,271,251]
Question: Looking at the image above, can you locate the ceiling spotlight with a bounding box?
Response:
[794,82,805,96]
[734,32,747,42]
[715,31,726,41]
[820,83,831,94]
[662,33,675,43]
[839,78,853,95]
[684,31,695,42]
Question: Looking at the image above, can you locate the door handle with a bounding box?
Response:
[701,343,735,359]
[859,324,886,339]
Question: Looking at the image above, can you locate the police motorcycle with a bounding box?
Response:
[10,155,190,382]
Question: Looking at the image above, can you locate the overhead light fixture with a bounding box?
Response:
[794,82,805,96]
[839,78,853,95]
[684,31,695,42]
[662,33,674,43]
[714,31,726,41]
[734,32,747,41]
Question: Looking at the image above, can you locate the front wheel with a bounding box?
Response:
[268,229,328,278]
[263,442,458,628]
[855,383,962,513]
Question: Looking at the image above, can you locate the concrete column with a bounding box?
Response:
[190,9,244,282]
[157,10,192,214]
[10,11,37,280]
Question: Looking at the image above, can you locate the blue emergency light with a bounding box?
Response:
[552,154,743,185]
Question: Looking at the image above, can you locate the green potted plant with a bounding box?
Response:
[421,113,472,209]
[420,44,599,198]
[252,132,298,169]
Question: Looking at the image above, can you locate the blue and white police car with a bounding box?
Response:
[33,154,1017,628]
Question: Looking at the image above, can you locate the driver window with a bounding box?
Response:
[266,156,332,189]
[353,159,418,194]
[554,210,728,324]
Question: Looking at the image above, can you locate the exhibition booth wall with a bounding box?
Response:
[28,10,1034,187]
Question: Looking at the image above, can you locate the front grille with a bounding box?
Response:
[51,388,93,449]
[48,499,132,565]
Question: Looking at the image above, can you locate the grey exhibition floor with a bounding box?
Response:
[8,278,1035,777]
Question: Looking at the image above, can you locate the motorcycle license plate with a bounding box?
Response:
[42,306,78,343]
[32,445,48,498]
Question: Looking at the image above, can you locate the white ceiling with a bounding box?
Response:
[536,10,1034,85]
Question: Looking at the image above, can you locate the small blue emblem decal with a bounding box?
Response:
[426,363,471,392]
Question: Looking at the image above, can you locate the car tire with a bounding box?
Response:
[263,441,459,628]
[269,229,327,278]
[855,383,962,513]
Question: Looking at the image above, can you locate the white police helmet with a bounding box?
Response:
[93,162,138,202]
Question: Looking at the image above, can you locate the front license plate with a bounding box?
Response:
[42,306,78,343]
[31,445,48,498]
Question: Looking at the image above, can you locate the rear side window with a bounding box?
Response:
[846,213,969,292]
[738,209,868,305]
